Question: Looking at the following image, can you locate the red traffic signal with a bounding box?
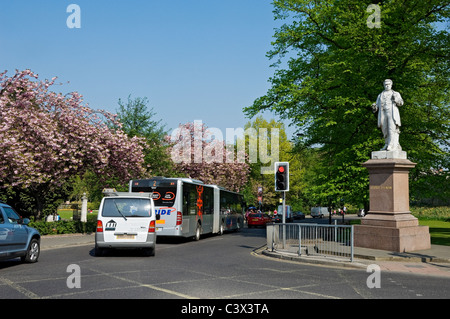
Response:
[275,162,289,192]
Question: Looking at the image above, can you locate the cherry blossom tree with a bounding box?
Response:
[0,70,146,218]
[169,121,250,192]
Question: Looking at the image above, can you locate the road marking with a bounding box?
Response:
[0,277,41,299]
[86,267,198,299]
[217,275,342,299]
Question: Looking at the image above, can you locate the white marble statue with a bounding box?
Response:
[372,79,404,151]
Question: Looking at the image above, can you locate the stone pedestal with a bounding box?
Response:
[354,152,430,252]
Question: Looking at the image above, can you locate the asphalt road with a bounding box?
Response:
[1,226,450,306]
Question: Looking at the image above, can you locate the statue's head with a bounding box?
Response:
[383,79,393,91]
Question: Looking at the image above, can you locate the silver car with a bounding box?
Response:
[0,202,41,263]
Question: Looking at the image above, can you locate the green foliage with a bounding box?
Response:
[68,170,128,211]
[418,219,450,246]
[411,206,450,222]
[245,0,450,206]
[116,95,178,177]
[241,116,309,211]
[0,184,71,220]
[29,215,97,235]
[117,95,164,139]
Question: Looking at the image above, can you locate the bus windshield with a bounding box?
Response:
[131,179,177,206]
[152,187,176,206]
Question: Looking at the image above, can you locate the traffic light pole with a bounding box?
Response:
[274,162,289,249]
[282,191,286,248]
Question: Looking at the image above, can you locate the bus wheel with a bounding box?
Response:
[194,223,202,241]
[218,223,224,236]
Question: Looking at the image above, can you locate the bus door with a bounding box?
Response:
[212,187,221,233]
[201,186,213,234]
[182,183,214,236]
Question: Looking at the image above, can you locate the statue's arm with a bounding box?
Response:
[372,94,380,112]
[372,103,378,112]
[393,91,404,106]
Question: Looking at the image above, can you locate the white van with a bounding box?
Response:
[95,192,158,256]
[310,206,329,218]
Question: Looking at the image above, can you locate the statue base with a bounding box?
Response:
[354,155,430,252]
[371,150,407,159]
[354,217,431,252]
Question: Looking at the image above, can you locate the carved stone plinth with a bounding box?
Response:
[354,156,431,252]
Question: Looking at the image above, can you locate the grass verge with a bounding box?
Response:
[418,220,450,246]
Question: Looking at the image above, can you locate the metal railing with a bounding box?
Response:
[267,223,354,262]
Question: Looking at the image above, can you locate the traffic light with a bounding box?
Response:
[275,162,289,192]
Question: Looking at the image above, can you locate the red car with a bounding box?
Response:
[247,212,272,228]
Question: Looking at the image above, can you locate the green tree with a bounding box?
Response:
[117,95,165,140]
[245,0,449,206]
[67,171,129,209]
[0,71,145,219]
[241,116,307,211]
[116,95,177,177]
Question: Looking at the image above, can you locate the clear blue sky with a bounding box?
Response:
[0,0,294,138]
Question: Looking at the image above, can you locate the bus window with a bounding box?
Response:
[183,183,198,216]
[203,187,213,215]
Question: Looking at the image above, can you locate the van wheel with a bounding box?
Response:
[144,248,155,257]
[194,223,202,241]
[94,244,104,257]
[21,238,40,263]
[218,223,224,236]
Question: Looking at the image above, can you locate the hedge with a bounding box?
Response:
[29,214,97,235]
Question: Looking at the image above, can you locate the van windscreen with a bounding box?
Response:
[102,198,152,217]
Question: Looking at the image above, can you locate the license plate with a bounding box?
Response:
[252,218,259,222]
[115,234,135,240]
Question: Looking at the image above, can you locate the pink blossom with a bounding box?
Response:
[168,122,250,192]
[0,69,146,194]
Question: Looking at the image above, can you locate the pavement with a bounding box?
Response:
[40,233,95,251]
[262,244,450,278]
[40,233,450,278]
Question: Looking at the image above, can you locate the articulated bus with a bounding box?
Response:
[129,177,245,240]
